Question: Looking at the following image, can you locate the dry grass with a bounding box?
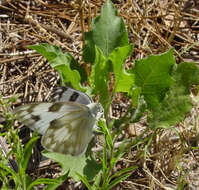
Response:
[0,0,199,189]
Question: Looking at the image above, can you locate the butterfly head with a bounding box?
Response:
[87,103,104,120]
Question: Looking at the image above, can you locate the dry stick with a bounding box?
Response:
[0,54,40,64]
[25,15,74,52]
[0,68,55,86]
[0,64,7,91]
[88,2,92,31]
[79,0,85,46]
[168,0,183,44]
[24,15,72,40]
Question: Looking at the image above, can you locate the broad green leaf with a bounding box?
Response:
[108,45,134,93]
[89,46,110,113]
[29,43,86,91]
[83,0,128,63]
[130,48,175,109]
[174,62,199,94]
[148,84,193,128]
[148,61,199,128]
[42,151,101,181]
[29,43,59,61]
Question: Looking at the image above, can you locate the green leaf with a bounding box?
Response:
[83,0,128,63]
[45,172,69,190]
[109,166,137,181]
[102,146,108,174]
[93,172,102,189]
[106,173,131,190]
[130,96,147,123]
[55,52,87,83]
[130,48,175,109]
[174,62,199,94]
[89,46,110,113]
[130,86,141,107]
[25,175,33,190]
[148,61,199,128]
[29,43,86,91]
[148,84,193,128]
[108,45,134,93]
[29,43,58,61]
[75,174,93,190]
[0,163,19,183]
[42,151,101,181]
[22,135,39,171]
[99,119,113,151]
[110,141,125,168]
[27,178,60,190]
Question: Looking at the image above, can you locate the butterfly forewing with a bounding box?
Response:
[51,87,92,105]
[14,102,85,135]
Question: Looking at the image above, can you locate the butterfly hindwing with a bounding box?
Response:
[41,105,96,155]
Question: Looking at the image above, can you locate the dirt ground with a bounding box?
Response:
[0,0,199,189]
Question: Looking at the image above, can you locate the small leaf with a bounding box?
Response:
[27,178,60,190]
[99,119,113,151]
[109,166,137,181]
[108,45,134,93]
[0,163,19,183]
[93,172,102,189]
[22,135,39,171]
[83,0,128,63]
[75,174,93,190]
[106,173,131,190]
[45,172,69,190]
[130,96,147,123]
[130,86,141,107]
[42,151,101,181]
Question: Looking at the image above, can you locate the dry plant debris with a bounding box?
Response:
[0,0,199,189]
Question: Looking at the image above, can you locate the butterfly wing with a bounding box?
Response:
[14,102,98,156]
[51,87,92,105]
[41,104,96,156]
[13,102,87,135]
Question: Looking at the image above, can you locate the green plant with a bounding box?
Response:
[1,0,198,189]
[28,0,199,189]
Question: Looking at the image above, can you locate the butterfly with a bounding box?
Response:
[13,87,104,156]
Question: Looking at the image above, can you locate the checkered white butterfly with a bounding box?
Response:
[14,87,104,156]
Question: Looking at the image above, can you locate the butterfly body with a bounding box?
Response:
[14,88,103,156]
